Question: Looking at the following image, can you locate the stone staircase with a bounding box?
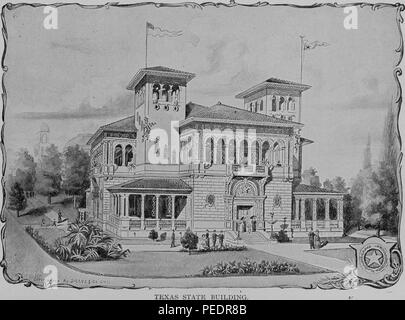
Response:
[239,232,269,245]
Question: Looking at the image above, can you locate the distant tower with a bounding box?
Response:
[35,122,50,160]
[363,134,372,170]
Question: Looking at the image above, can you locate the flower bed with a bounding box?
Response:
[196,244,247,253]
[201,259,300,276]
[26,220,129,262]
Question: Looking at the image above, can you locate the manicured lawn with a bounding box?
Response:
[69,248,329,278]
[309,248,356,264]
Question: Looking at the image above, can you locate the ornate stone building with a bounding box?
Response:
[86,66,344,241]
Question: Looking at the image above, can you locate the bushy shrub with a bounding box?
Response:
[180,229,199,252]
[201,259,299,276]
[159,232,167,241]
[148,229,158,241]
[275,229,290,243]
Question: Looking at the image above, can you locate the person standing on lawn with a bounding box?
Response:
[205,230,210,249]
[170,229,176,248]
[308,228,315,249]
[218,231,224,248]
[314,230,328,249]
[212,230,217,248]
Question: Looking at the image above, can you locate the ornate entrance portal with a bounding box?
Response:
[224,177,268,231]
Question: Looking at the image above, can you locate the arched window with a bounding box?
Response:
[188,136,193,159]
[114,145,123,166]
[217,139,226,164]
[240,140,249,165]
[274,142,280,165]
[172,84,180,105]
[249,103,253,112]
[290,98,296,111]
[262,141,270,165]
[124,145,133,166]
[205,137,214,163]
[260,100,264,111]
[254,101,258,112]
[229,139,237,164]
[152,83,160,103]
[162,84,170,102]
[279,97,285,111]
[252,141,260,165]
[272,96,277,111]
[288,97,293,111]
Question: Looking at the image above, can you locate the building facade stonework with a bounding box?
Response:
[85,66,344,241]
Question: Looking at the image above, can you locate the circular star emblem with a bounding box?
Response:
[363,249,384,270]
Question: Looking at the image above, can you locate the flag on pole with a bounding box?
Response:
[303,39,330,50]
[146,22,183,38]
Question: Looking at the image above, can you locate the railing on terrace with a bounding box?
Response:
[175,220,187,230]
[144,219,157,229]
[129,219,141,230]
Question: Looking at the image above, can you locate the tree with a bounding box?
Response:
[62,145,90,208]
[8,182,27,217]
[331,176,348,193]
[323,179,334,190]
[35,144,62,204]
[12,149,36,192]
[302,167,321,188]
[373,105,400,234]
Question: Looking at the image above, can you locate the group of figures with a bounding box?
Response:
[201,230,225,250]
[308,228,328,250]
[238,217,257,234]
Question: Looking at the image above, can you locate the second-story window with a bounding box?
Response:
[114,145,123,166]
[272,96,277,111]
[260,100,264,111]
[125,145,133,166]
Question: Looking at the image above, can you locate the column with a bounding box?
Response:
[171,195,176,230]
[300,198,306,229]
[120,195,125,217]
[325,198,330,230]
[338,198,344,229]
[312,198,317,230]
[141,194,145,230]
[125,194,129,217]
[155,194,160,229]
[294,197,300,221]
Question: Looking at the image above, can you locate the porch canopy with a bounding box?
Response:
[107,178,192,230]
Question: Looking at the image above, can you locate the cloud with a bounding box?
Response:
[15,93,133,120]
[49,37,96,55]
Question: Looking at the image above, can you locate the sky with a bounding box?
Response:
[3,4,400,183]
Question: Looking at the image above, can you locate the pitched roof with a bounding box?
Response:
[265,77,304,86]
[100,115,136,133]
[293,184,344,194]
[235,78,311,99]
[143,66,193,74]
[127,65,195,90]
[107,178,192,194]
[87,116,136,146]
[182,102,302,127]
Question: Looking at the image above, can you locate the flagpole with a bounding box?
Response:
[299,35,305,123]
[145,24,148,68]
[299,35,304,83]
